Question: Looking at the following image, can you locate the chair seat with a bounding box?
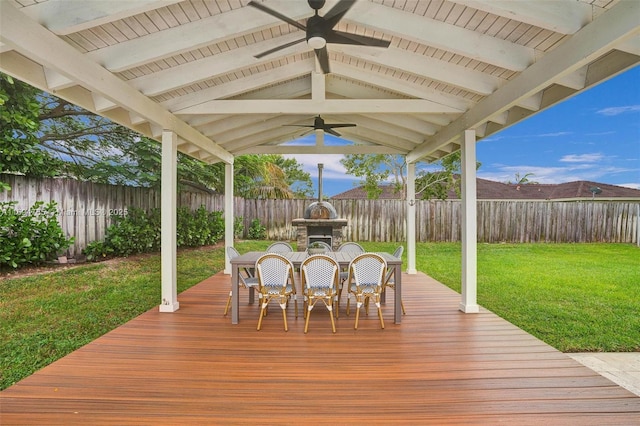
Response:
[262,283,295,295]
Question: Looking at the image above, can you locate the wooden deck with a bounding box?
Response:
[2,272,639,424]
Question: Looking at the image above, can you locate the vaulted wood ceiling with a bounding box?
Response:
[1,0,638,165]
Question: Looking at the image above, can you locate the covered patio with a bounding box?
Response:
[1,1,639,422]
[2,272,639,423]
[1,0,639,314]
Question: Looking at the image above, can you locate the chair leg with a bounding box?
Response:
[304,304,312,334]
[281,306,288,332]
[401,299,406,315]
[257,302,267,331]
[224,290,232,316]
[328,303,336,333]
[376,298,385,329]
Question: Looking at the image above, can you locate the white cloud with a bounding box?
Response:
[559,153,604,163]
[536,131,573,137]
[596,105,640,116]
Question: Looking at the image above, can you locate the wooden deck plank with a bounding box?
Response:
[1,272,639,424]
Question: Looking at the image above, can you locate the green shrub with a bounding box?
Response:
[234,216,244,239]
[84,206,224,260]
[247,218,266,240]
[177,205,224,247]
[0,201,73,269]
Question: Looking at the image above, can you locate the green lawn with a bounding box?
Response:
[1,242,638,390]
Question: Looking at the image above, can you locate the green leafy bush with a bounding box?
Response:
[247,218,266,240]
[234,216,244,239]
[0,201,73,269]
[84,206,224,260]
[177,205,223,247]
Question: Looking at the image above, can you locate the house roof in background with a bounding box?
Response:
[330,179,640,200]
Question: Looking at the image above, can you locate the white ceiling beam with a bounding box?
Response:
[360,114,439,136]
[311,72,325,101]
[325,78,405,101]
[175,99,462,115]
[162,60,314,112]
[330,62,473,112]
[16,0,183,35]
[85,1,312,72]
[332,45,504,96]
[199,114,278,137]
[449,0,593,34]
[407,0,640,163]
[0,2,233,164]
[128,33,309,96]
[43,67,75,90]
[223,127,302,152]
[242,145,402,155]
[334,114,424,144]
[214,115,310,145]
[347,1,535,71]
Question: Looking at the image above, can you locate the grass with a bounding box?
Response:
[1,241,638,390]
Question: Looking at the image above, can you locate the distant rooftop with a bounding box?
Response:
[330,179,640,201]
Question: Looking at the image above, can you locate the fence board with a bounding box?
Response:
[1,175,638,258]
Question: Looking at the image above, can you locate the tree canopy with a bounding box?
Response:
[340,152,479,200]
[0,74,312,198]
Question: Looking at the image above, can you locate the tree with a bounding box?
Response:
[341,152,478,200]
[0,73,313,198]
[0,74,62,178]
[507,172,538,184]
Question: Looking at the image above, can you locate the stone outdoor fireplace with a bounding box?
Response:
[292,164,347,251]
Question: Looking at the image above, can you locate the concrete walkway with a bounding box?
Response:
[568,353,640,397]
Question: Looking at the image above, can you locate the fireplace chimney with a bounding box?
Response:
[318,163,323,201]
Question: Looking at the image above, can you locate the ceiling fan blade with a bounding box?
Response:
[315,47,330,74]
[326,30,391,48]
[323,0,356,29]
[324,123,356,129]
[254,37,306,58]
[247,1,307,31]
[324,127,343,137]
[283,124,315,128]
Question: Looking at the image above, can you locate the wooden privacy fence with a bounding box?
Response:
[1,175,638,257]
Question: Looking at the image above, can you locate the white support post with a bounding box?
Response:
[460,129,479,313]
[159,130,179,312]
[406,161,417,274]
[224,162,234,274]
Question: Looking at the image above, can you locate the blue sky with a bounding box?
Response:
[286,65,640,198]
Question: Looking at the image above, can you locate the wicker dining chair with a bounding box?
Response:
[336,242,365,315]
[345,253,387,329]
[255,253,298,331]
[300,254,340,333]
[266,241,293,253]
[224,246,259,316]
[383,246,405,315]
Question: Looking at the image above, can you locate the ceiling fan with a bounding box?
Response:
[285,115,356,137]
[248,0,390,74]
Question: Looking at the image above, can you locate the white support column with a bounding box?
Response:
[460,129,479,313]
[224,162,234,274]
[406,161,417,274]
[159,130,179,312]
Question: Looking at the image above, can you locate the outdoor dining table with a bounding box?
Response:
[230,250,403,325]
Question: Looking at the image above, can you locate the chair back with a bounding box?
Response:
[256,253,294,291]
[392,246,404,258]
[301,254,339,293]
[227,246,240,261]
[337,242,365,253]
[266,241,293,253]
[349,253,387,291]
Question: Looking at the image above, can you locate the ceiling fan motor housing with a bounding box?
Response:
[308,0,326,10]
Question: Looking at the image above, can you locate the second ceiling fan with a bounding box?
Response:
[285,115,356,137]
[248,0,390,74]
